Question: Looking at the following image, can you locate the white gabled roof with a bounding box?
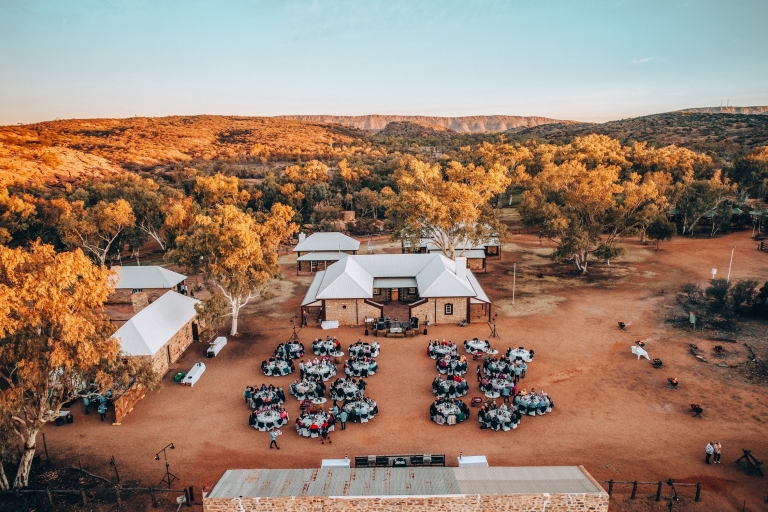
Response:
[296,252,350,262]
[301,254,488,304]
[112,266,186,290]
[114,292,199,357]
[294,232,360,253]
[316,256,373,299]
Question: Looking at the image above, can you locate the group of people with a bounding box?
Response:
[348,340,380,358]
[295,408,335,443]
[261,356,295,377]
[436,354,468,375]
[329,376,366,402]
[274,342,304,360]
[344,355,378,377]
[480,355,527,382]
[312,337,343,357]
[427,339,458,359]
[464,338,496,354]
[430,397,470,425]
[479,376,516,400]
[299,357,337,381]
[432,374,469,398]
[478,401,522,431]
[248,402,289,431]
[341,396,378,423]
[514,389,554,416]
[244,384,286,409]
[289,376,326,400]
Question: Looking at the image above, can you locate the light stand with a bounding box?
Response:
[287,315,301,344]
[488,313,499,338]
[155,443,178,489]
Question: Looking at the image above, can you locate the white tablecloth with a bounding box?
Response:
[458,455,488,467]
[321,320,339,330]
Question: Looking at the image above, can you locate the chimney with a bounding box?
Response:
[454,257,467,279]
[298,232,306,243]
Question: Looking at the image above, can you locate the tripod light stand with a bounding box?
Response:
[155,443,178,489]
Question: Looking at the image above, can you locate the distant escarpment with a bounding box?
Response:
[675,106,768,115]
[277,114,569,133]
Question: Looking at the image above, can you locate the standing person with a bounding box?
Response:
[339,410,348,430]
[269,430,280,449]
[705,442,713,464]
[97,403,107,422]
[714,441,721,463]
[502,385,510,404]
[520,362,527,379]
[476,364,482,382]
[513,364,521,384]
[83,396,90,415]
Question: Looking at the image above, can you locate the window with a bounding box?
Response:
[373,288,381,295]
[408,288,417,294]
[444,303,453,315]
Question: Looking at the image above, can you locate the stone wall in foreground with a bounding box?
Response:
[204,493,609,512]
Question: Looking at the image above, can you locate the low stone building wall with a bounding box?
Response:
[467,257,485,270]
[203,493,608,512]
[150,318,196,375]
[324,299,382,325]
[410,297,468,325]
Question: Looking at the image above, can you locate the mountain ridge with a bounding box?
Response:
[277,114,570,133]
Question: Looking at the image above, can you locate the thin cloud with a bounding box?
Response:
[631,57,661,64]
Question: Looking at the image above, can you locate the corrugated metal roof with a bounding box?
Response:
[208,467,604,498]
[112,266,186,289]
[300,254,489,305]
[296,252,349,262]
[373,278,418,289]
[301,271,326,306]
[294,233,360,253]
[316,257,373,299]
[465,272,490,303]
[113,292,199,356]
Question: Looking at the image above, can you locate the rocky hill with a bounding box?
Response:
[507,112,768,155]
[675,106,768,115]
[378,121,455,138]
[278,114,568,133]
[0,116,364,186]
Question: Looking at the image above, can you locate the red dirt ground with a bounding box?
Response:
[42,232,768,511]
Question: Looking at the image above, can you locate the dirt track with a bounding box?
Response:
[43,232,768,511]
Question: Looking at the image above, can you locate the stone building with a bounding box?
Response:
[300,254,491,326]
[203,466,608,512]
[113,291,200,376]
[294,232,360,274]
[109,265,187,304]
[401,234,502,272]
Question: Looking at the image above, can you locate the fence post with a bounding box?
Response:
[188,485,195,504]
[150,487,158,507]
[607,480,614,496]
[184,488,191,507]
[695,482,701,502]
[42,432,50,466]
[631,481,638,499]
[656,481,663,501]
[81,490,88,506]
[46,488,54,508]
[115,485,122,508]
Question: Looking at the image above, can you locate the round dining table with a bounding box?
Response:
[305,363,336,381]
[254,409,286,431]
[264,360,293,377]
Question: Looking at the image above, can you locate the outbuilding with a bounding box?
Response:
[109,265,187,304]
[294,232,360,274]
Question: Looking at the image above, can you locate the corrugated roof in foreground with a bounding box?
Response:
[207,466,604,499]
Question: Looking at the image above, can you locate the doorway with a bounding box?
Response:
[192,322,199,342]
[390,288,399,302]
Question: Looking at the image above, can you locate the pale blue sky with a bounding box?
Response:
[1,0,767,124]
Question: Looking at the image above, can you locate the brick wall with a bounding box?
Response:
[149,318,196,375]
[409,298,467,326]
[131,292,149,314]
[203,493,608,511]
[324,299,382,325]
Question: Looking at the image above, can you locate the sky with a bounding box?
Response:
[1,0,767,125]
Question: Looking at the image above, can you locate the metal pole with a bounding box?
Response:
[608,480,614,496]
[512,263,516,305]
[727,248,734,282]
[656,481,663,501]
[41,432,50,466]
[695,483,701,502]
[631,481,638,499]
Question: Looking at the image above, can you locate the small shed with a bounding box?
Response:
[294,232,360,274]
[109,266,187,304]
